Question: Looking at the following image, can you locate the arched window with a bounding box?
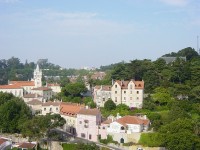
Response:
[121,126,125,130]
[120,138,124,143]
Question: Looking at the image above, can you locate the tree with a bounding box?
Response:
[159,119,198,150]
[152,87,173,106]
[61,82,87,97]
[0,98,32,133]
[104,99,116,111]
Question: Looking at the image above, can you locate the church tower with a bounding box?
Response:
[34,64,42,87]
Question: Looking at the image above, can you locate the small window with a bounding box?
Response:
[130,85,132,89]
[50,108,52,111]
[124,97,126,100]
[130,91,132,94]
[103,98,105,101]
[81,133,85,138]
[124,91,126,94]
[137,91,139,94]
[137,97,139,100]
[115,91,117,94]
[115,85,117,88]
[130,97,132,100]
[79,121,82,124]
[102,127,105,129]
[56,107,58,111]
[115,97,117,102]
[89,134,92,139]
[44,108,46,111]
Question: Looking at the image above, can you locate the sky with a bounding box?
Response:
[0,0,199,68]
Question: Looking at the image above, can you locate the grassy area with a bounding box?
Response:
[62,143,77,150]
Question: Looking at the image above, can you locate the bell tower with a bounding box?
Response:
[34,64,42,87]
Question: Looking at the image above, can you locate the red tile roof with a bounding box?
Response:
[23,93,42,98]
[78,108,101,116]
[94,85,111,91]
[32,87,52,91]
[102,119,112,124]
[9,81,35,86]
[18,142,36,149]
[0,138,8,145]
[116,116,149,126]
[60,102,84,116]
[114,80,144,89]
[0,85,23,89]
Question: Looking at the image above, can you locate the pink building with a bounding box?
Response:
[76,107,101,142]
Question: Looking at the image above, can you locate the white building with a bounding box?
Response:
[27,99,43,115]
[111,80,144,108]
[93,85,112,107]
[41,101,60,115]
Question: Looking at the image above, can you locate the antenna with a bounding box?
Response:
[198,36,200,55]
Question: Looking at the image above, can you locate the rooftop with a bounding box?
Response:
[78,108,101,116]
[27,99,43,105]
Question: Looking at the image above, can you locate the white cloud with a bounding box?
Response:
[159,0,189,6]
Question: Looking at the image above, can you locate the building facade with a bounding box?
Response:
[93,85,112,107]
[76,108,101,142]
[111,80,144,108]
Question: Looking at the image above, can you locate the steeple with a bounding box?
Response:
[34,64,42,87]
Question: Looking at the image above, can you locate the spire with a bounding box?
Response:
[36,64,40,71]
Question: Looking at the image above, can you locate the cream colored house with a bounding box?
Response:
[27,99,43,115]
[31,87,53,101]
[41,101,60,115]
[23,93,43,103]
[47,83,61,94]
[111,80,144,108]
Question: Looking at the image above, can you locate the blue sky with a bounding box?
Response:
[0,0,199,68]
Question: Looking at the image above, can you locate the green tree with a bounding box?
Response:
[61,82,87,97]
[104,99,116,111]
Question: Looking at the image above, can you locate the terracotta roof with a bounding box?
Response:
[0,138,7,145]
[42,101,60,106]
[91,72,106,80]
[116,116,150,126]
[32,87,52,91]
[114,80,144,89]
[134,80,144,89]
[23,93,42,98]
[94,85,111,91]
[102,119,112,124]
[27,99,43,105]
[0,85,22,89]
[9,81,35,86]
[18,142,36,149]
[60,102,84,116]
[78,108,101,116]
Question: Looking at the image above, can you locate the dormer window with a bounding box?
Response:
[115,85,117,88]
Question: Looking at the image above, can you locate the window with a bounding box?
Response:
[50,108,52,111]
[115,91,117,94]
[137,97,139,100]
[124,97,126,100]
[130,91,132,94]
[44,108,46,111]
[115,97,117,102]
[103,98,105,101]
[89,134,92,139]
[124,91,126,94]
[121,126,125,130]
[79,121,82,124]
[102,127,105,129]
[81,133,85,138]
[137,91,139,94]
[56,107,58,111]
[130,85,132,89]
[130,97,132,100]
[115,85,117,88]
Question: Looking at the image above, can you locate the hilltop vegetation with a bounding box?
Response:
[0,47,200,149]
